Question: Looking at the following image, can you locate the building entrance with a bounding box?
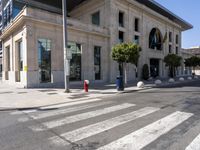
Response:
[150,59,159,78]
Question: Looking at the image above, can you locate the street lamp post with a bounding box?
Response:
[62,0,70,93]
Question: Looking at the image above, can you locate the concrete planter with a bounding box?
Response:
[155,80,162,85]
[168,78,175,83]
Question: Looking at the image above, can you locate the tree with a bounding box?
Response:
[185,56,200,74]
[142,64,149,80]
[164,54,182,78]
[112,42,141,83]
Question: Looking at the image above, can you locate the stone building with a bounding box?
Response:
[0,0,192,87]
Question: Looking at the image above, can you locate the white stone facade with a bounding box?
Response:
[1,0,192,87]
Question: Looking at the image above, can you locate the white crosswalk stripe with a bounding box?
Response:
[30,103,136,131]
[11,98,107,116]
[39,98,104,110]
[14,100,197,149]
[97,111,193,150]
[185,133,200,150]
[49,107,160,146]
[17,101,113,121]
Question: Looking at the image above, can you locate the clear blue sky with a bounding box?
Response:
[155,0,200,48]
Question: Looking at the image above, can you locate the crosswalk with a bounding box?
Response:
[11,99,200,150]
[186,133,200,150]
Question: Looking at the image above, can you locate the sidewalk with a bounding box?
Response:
[0,77,198,111]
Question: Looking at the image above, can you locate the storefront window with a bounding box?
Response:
[68,42,82,81]
[18,40,23,71]
[38,39,51,83]
[94,46,101,80]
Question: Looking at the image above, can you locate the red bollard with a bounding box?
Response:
[84,80,89,92]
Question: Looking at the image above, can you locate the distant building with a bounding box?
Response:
[180,49,194,76]
[182,47,200,75]
[183,46,200,57]
[0,0,193,87]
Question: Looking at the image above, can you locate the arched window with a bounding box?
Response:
[149,28,163,50]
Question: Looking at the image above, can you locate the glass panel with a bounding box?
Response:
[134,35,139,44]
[150,59,159,78]
[68,42,82,81]
[169,45,172,53]
[18,40,23,71]
[119,11,124,27]
[176,34,179,44]
[94,46,101,80]
[135,18,139,32]
[169,32,172,42]
[92,11,100,26]
[38,39,51,83]
[119,31,124,43]
[149,28,162,50]
[6,46,10,71]
[13,1,24,18]
[176,47,179,54]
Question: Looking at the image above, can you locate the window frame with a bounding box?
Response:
[119,31,124,43]
[91,11,100,26]
[119,11,124,27]
[149,28,163,50]
[134,18,139,32]
[94,46,101,80]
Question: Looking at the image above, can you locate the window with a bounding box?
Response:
[5,46,11,71]
[176,46,179,54]
[169,32,172,42]
[68,42,82,81]
[176,34,179,44]
[3,3,12,27]
[119,31,124,43]
[119,11,124,27]
[13,1,24,18]
[92,11,100,26]
[134,35,139,44]
[135,18,139,32]
[17,40,23,71]
[94,46,101,80]
[149,28,163,50]
[38,39,52,83]
[169,45,172,53]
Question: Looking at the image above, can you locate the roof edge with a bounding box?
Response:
[136,0,193,30]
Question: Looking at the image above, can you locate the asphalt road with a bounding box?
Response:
[1,81,200,150]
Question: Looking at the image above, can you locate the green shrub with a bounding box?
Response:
[142,64,149,80]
